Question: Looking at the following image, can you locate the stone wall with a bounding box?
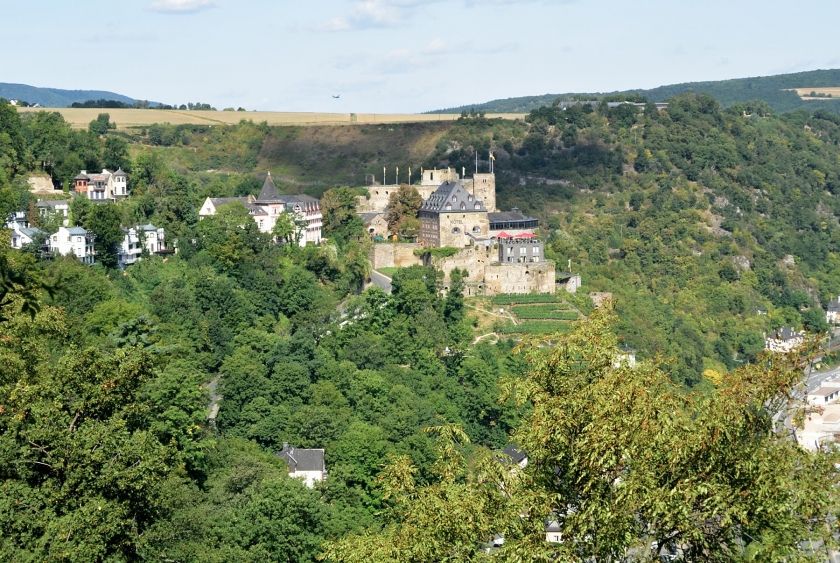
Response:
[370,242,423,269]
[432,245,556,296]
[436,212,489,247]
[484,261,556,295]
[470,173,496,212]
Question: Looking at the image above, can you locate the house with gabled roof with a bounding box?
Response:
[198,173,322,246]
[764,327,804,353]
[48,226,95,264]
[277,443,326,488]
[73,169,128,201]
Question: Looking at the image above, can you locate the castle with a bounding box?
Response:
[358,167,556,295]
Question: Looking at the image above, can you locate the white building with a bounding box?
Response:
[198,172,322,247]
[10,226,45,249]
[764,327,804,353]
[118,224,165,268]
[277,444,326,488]
[36,199,70,226]
[49,226,95,264]
[73,169,128,201]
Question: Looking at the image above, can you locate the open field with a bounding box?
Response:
[15,107,526,129]
[789,87,840,100]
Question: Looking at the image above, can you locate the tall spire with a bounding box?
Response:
[257,171,280,202]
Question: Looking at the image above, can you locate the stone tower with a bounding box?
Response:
[471,172,496,212]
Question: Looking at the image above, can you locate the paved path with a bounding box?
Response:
[369,270,393,293]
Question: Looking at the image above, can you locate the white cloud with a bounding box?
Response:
[150,0,214,14]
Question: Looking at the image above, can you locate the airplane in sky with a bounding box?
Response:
[332,94,341,99]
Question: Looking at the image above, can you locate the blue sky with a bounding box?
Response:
[3,0,840,112]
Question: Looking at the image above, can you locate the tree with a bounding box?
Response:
[327,312,840,561]
[384,185,422,239]
[102,135,131,171]
[84,203,124,269]
[88,112,115,135]
[321,187,364,243]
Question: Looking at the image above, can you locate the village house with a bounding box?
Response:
[198,173,322,246]
[764,327,805,353]
[277,443,326,488]
[10,225,45,249]
[36,199,70,226]
[73,168,128,201]
[118,224,166,268]
[48,226,95,264]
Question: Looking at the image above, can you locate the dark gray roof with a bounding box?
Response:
[36,199,68,208]
[278,445,325,472]
[139,223,159,232]
[772,327,802,341]
[257,172,281,202]
[420,181,485,214]
[67,226,88,236]
[488,210,538,223]
[245,203,268,216]
[19,227,44,238]
[828,297,840,312]
[545,519,562,533]
[210,196,250,207]
[73,172,89,181]
[501,444,528,464]
[113,168,127,177]
[359,212,383,224]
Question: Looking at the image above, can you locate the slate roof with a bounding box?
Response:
[360,212,384,225]
[73,173,89,181]
[139,223,159,232]
[113,168,127,177]
[488,210,538,223]
[19,227,44,239]
[278,444,325,472]
[245,203,268,216]
[501,444,528,465]
[67,226,88,236]
[420,181,485,214]
[36,199,68,208]
[209,196,251,208]
[772,327,802,341]
[257,172,281,202]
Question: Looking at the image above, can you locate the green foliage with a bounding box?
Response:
[510,305,578,320]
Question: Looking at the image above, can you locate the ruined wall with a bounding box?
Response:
[356,185,400,213]
[484,261,556,295]
[370,242,423,269]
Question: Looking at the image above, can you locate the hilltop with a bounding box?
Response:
[435,68,840,114]
[0,82,146,107]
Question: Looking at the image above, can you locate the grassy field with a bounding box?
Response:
[510,305,578,320]
[16,107,526,130]
[791,87,840,100]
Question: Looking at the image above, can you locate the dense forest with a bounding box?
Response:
[435,68,840,115]
[0,98,839,560]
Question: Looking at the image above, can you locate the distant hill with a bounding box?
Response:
[434,68,840,114]
[0,82,147,107]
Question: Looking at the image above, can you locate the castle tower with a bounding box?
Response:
[471,172,496,212]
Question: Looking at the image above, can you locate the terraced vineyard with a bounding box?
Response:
[490,293,580,336]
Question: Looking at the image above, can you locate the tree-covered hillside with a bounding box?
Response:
[1,100,839,560]
[434,68,840,115]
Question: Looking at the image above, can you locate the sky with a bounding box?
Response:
[3,0,840,113]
